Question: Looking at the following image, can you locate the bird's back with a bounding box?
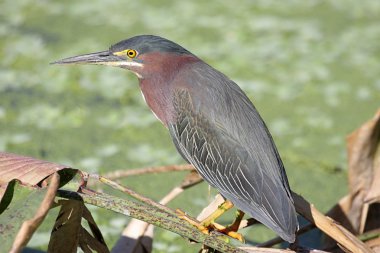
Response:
[168,61,298,242]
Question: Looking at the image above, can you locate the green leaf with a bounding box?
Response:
[0,181,48,252]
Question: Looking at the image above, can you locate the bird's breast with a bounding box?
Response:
[139,90,165,125]
[139,79,175,127]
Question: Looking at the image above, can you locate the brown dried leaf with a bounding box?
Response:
[48,199,109,253]
[366,236,380,253]
[79,226,109,253]
[366,138,380,204]
[347,109,380,201]
[48,200,84,253]
[292,192,373,253]
[323,110,380,250]
[82,203,108,250]
[344,109,380,233]
[0,183,8,200]
[0,152,75,186]
[347,116,375,197]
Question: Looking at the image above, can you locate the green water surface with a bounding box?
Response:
[1,0,379,252]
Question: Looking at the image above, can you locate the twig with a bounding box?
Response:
[292,192,373,253]
[101,164,195,180]
[160,171,203,205]
[91,174,176,216]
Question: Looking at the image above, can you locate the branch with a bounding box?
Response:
[93,174,176,215]
[111,171,203,253]
[57,189,247,253]
[100,164,195,180]
[73,170,375,252]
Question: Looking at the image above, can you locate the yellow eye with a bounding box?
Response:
[126,49,137,58]
[114,49,138,58]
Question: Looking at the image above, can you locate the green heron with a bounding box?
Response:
[53,35,298,242]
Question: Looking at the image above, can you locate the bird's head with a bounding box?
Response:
[52,35,197,79]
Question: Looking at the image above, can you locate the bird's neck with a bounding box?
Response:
[138,53,199,126]
[139,78,172,126]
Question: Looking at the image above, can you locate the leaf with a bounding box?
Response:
[82,202,108,251]
[331,109,380,235]
[0,152,84,210]
[292,192,373,253]
[347,109,380,201]
[48,200,83,253]
[0,175,57,253]
[10,172,60,253]
[0,152,79,188]
[0,152,87,252]
[48,199,109,253]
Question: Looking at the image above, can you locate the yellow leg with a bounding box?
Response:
[226,210,245,232]
[176,200,244,242]
[200,200,234,227]
[222,210,245,242]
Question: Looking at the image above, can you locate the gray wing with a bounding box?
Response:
[167,64,298,242]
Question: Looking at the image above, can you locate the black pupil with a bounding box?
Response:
[128,51,134,56]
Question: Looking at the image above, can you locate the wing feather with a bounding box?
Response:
[167,63,298,242]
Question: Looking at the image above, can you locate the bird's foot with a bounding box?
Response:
[218,227,245,243]
[220,210,245,242]
[176,209,244,242]
[176,209,209,234]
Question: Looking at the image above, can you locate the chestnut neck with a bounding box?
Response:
[138,52,199,126]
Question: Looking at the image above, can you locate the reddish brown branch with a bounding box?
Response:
[101,164,195,180]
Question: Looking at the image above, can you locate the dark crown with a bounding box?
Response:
[110,35,192,55]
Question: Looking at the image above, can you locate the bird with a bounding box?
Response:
[53,35,298,242]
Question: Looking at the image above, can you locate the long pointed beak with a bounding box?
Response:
[51,50,124,66]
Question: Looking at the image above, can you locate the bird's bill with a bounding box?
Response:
[51,50,142,68]
[51,51,116,65]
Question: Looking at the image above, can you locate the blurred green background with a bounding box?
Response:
[1,0,379,252]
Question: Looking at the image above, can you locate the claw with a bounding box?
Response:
[176,209,209,233]
[176,208,245,242]
[224,231,244,242]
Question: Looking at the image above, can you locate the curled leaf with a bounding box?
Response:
[0,152,78,187]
